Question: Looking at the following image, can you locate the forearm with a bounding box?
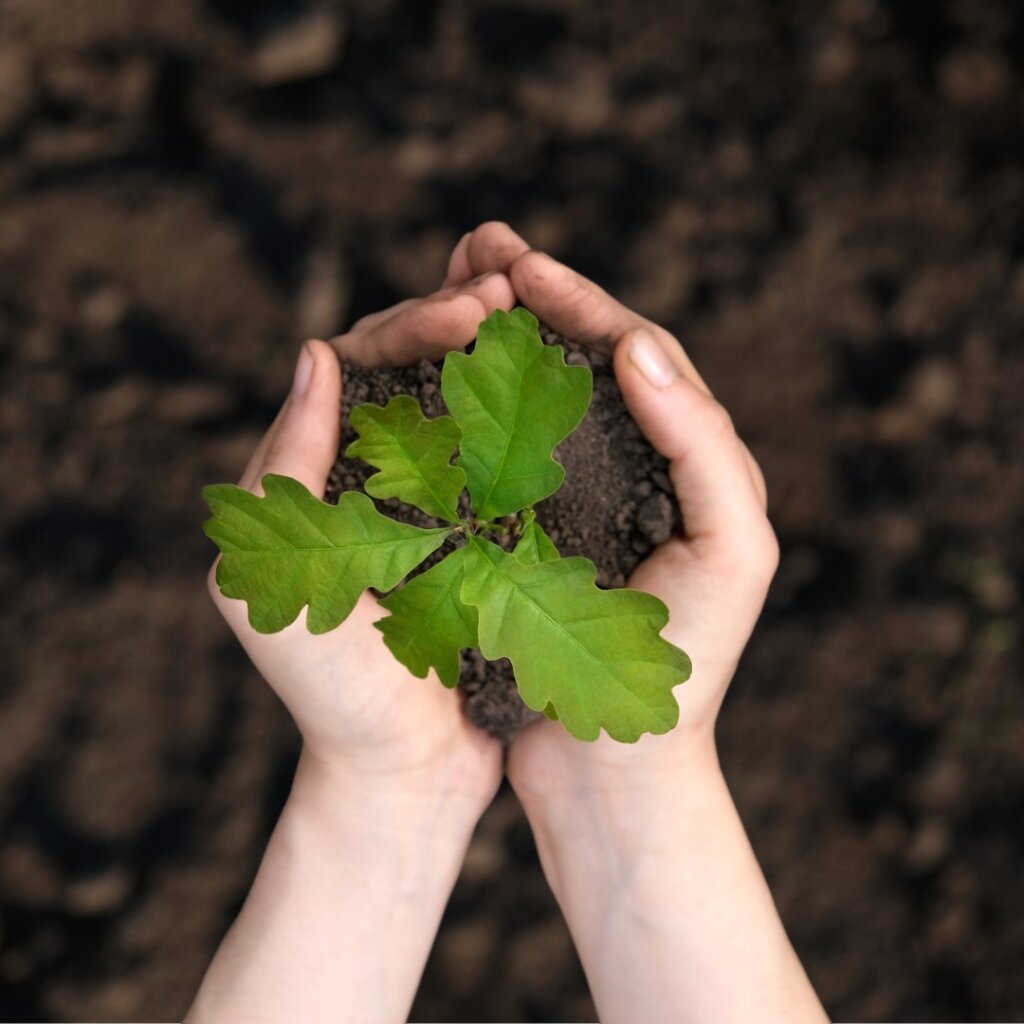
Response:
[187,749,482,1024]
[519,740,826,1024]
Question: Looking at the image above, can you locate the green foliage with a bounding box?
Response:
[203,308,691,742]
[462,537,690,743]
[513,508,560,565]
[202,475,450,634]
[441,307,592,520]
[375,545,478,688]
[346,395,465,522]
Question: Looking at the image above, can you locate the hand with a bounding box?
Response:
[192,264,524,1024]
[207,266,516,807]
[445,222,778,793]
[447,224,822,1024]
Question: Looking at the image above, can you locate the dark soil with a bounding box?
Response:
[328,327,676,740]
[1,0,1023,1021]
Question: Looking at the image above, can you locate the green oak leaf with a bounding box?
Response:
[513,514,560,719]
[346,395,465,523]
[441,308,592,520]
[514,509,560,565]
[202,474,451,634]
[461,537,690,742]
[374,545,478,688]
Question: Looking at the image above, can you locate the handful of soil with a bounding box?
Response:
[325,328,679,744]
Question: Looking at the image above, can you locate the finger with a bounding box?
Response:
[214,342,343,631]
[343,297,419,335]
[332,272,515,367]
[442,231,473,288]
[239,340,342,495]
[464,221,531,277]
[614,328,776,577]
[510,250,712,395]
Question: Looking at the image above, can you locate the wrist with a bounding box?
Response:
[513,739,745,1010]
[188,745,488,1023]
[513,736,825,1024]
[513,733,724,893]
[292,744,494,856]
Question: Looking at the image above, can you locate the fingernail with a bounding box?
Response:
[292,343,314,397]
[629,329,678,389]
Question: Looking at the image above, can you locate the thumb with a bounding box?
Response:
[613,328,776,577]
[240,340,342,497]
[212,340,343,639]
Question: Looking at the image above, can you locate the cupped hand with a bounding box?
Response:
[447,223,780,799]
[207,268,514,805]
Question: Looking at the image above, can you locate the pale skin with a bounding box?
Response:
[187,223,827,1024]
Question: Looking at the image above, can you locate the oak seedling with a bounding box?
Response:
[203,308,691,742]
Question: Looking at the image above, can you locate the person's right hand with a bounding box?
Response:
[444,224,825,1024]
[444,222,778,792]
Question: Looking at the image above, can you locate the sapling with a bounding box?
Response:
[202,308,691,742]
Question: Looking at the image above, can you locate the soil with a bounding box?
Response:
[1,0,1023,1022]
[328,327,676,740]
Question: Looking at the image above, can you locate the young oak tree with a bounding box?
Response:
[202,308,691,742]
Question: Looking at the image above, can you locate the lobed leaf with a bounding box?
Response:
[461,537,690,743]
[374,545,478,688]
[346,395,465,522]
[441,308,592,520]
[513,509,560,565]
[203,474,450,634]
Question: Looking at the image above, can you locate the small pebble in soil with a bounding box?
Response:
[636,492,674,546]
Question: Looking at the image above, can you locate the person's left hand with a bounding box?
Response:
[208,263,514,810]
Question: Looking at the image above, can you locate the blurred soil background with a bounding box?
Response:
[1,0,1023,1020]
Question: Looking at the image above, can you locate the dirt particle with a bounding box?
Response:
[249,10,345,85]
[914,757,964,811]
[812,35,859,84]
[0,840,63,907]
[939,48,1012,108]
[906,818,952,873]
[651,469,672,492]
[80,285,128,333]
[0,44,32,135]
[636,491,673,545]
[65,865,134,916]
